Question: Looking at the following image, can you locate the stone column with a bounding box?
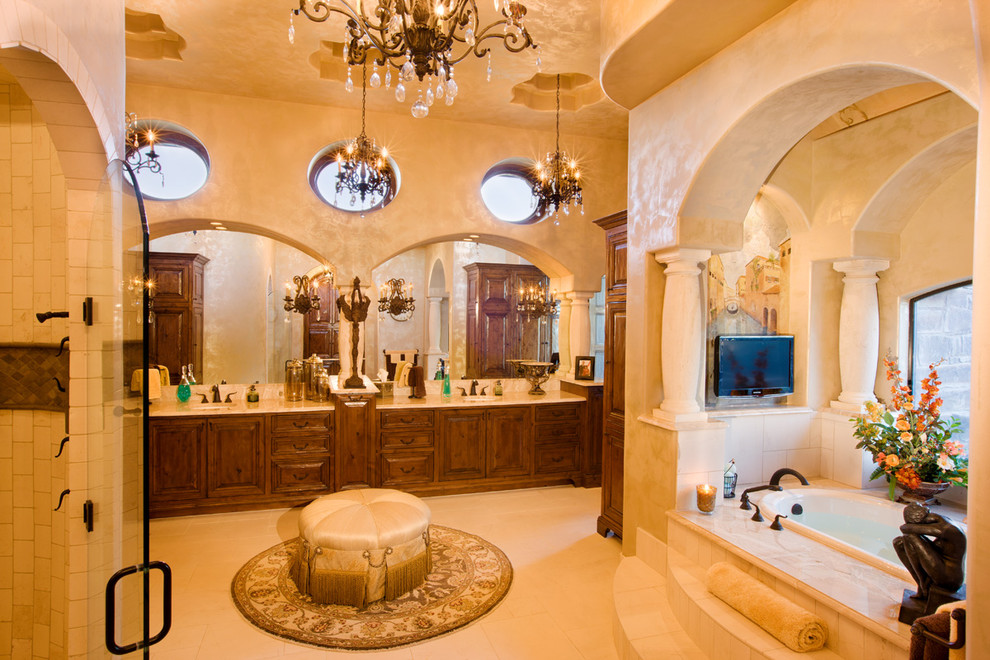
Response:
[557,297,573,378]
[424,295,445,376]
[654,248,711,423]
[831,259,889,412]
[567,292,595,377]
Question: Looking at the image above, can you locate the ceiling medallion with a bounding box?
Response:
[124,112,162,175]
[516,282,558,319]
[290,0,541,118]
[532,74,583,224]
[378,277,416,321]
[336,63,392,214]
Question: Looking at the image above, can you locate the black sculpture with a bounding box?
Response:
[894,503,966,624]
[336,277,371,389]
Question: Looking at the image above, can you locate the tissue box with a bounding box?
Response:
[372,380,394,399]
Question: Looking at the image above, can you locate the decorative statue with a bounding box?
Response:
[893,503,966,623]
[336,277,371,389]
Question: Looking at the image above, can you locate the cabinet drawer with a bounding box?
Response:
[380,409,435,428]
[272,433,330,455]
[381,453,435,486]
[534,443,580,474]
[534,404,580,424]
[271,413,331,434]
[535,423,579,444]
[271,458,332,493]
[381,430,435,450]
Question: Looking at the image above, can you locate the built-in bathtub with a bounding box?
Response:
[759,487,967,582]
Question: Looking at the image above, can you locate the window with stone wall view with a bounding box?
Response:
[910,281,972,449]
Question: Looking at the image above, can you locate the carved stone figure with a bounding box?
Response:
[893,503,966,601]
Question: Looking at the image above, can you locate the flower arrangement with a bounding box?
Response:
[852,355,967,500]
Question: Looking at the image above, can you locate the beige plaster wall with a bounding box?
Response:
[0,80,69,659]
[126,83,622,293]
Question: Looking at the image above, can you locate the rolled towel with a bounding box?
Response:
[706,562,827,652]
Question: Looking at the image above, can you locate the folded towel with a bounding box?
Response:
[394,361,410,387]
[706,562,827,652]
[910,610,951,660]
[157,364,169,386]
[936,601,965,660]
[129,368,162,400]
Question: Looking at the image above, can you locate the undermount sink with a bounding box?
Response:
[188,404,239,411]
[458,395,499,402]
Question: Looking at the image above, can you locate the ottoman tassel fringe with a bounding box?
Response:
[385,552,430,602]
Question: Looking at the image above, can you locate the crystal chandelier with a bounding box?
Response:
[516,282,558,319]
[124,112,161,175]
[290,0,540,118]
[285,271,333,315]
[335,63,392,213]
[378,277,416,321]
[532,75,583,224]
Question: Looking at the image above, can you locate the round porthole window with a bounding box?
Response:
[480,159,543,224]
[309,140,400,215]
[126,120,210,201]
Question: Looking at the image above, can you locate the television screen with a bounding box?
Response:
[715,335,794,398]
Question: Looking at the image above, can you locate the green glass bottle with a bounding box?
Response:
[442,367,451,398]
[176,370,191,403]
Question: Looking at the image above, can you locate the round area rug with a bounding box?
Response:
[230,525,512,651]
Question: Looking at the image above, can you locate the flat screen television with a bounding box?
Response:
[714,335,794,398]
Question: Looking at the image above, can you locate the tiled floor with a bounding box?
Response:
[149,486,622,659]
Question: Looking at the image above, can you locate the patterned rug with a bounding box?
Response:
[231,525,512,651]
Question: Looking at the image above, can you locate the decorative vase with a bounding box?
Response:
[520,361,553,395]
[897,480,952,506]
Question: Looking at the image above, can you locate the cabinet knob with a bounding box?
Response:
[399,466,414,474]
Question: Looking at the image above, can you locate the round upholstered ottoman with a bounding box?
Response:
[291,489,431,607]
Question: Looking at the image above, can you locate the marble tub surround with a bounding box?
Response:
[666,504,914,656]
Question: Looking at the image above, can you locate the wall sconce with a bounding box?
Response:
[124,112,161,175]
[378,277,415,321]
[516,282,558,319]
[285,270,333,315]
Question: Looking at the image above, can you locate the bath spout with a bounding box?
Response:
[769,468,809,486]
[739,484,782,510]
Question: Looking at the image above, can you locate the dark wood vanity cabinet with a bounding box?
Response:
[270,412,333,495]
[595,211,627,538]
[379,409,436,488]
[439,409,488,481]
[207,416,266,498]
[148,252,208,385]
[150,417,207,502]
[486,407,532,477]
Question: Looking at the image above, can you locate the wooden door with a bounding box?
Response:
[207,416,266,498]
[334,394,375,490]
[486,406,531,478]
[149,308,187,385]
[477,268,512,377]
[601,431,624,533]
[150,418,206,501]
[304,278,340,374]
[439,409,486,480]
[604,302,626,422]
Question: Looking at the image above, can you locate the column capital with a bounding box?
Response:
[427,295,444,303]
[565,290,596,304]
[654,247,711,274]
[832,259,890,277]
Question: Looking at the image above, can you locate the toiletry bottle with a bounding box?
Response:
[441,364,451,398]
[176,368,191,403]
[435,358,444,381]
[246,383,259,404]
[494,379,503,396]
[187,363,196,385]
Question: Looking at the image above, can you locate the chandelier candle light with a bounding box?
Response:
[290,0,540,118]
[516,282,558,319]
[336,63,392,213]
[285,270,333,315]
[124,112,161,175]
[378,277,416,321]
[532,74,583,223]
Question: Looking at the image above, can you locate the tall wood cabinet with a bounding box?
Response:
[149,252,209,385]
[303,278,340,375]
[595,211,627,538]
[464,263,553,378]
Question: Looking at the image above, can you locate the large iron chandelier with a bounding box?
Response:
[532,74,582,223]
[335,63,392,212]
[124,112,161,175]
[378,277,416,321]
[290,0,540,118]
[516,282,558,320]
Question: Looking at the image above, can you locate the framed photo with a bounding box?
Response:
[575,356,595,381]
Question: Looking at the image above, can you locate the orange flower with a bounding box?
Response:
[876,452,886,464]
[885,454,900,467]
[895,418,910,431]
[899,432,912,442]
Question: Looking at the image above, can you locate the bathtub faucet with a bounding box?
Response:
[739,485,782,510]
[769,468,810,487]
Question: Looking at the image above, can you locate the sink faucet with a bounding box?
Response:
[470,379,478,396]
[769,467,810,486]
[211,384,221,403]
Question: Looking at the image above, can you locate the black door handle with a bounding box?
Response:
[105,560,172,654]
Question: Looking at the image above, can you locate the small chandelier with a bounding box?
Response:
[285,270,333,315]
[290,0,540,118]
[532,74,583,224]
[124,112,161,175]
[378,277,415,321]
[516,282,558,319]
[336,63,392,213]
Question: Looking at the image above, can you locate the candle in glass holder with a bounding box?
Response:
[696,484,717,514]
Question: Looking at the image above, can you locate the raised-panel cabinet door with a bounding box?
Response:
[604,302,626,422]
[602,430,624,533]
[150,418,206,501]
[335,394,375,490]
[207,416,267,497]
[151,308,187,385]
[486,406,531,477]
[439,409,486,481]
[149,262,189,304]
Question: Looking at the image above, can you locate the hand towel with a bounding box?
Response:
[910,610,951,660]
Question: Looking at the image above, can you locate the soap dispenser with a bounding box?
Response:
[176,366,191,403]
[246,383,260,404]
[494,379,503,396]
[441,364,451,398]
